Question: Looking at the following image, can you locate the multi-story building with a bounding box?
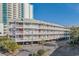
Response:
[0,3,33,36]
[0,23,4,36]
[8,19,70,43]
[0,3,33,24]
[0,3,70,43]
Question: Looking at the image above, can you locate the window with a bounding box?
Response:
[2,3,8,25]
[21,3,24,21]
[0,32,1,34]
[19,28,23,31]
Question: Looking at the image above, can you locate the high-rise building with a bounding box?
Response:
[0,3,33,25]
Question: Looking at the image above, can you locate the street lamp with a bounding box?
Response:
[12,19,16,43]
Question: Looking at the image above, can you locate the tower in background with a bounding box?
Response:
[0,3,33,25]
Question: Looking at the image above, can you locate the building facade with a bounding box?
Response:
[0,3,70,43]
[8,19,70,42]
[0,23,4,36]
[0,3,33,25]
[0,3,33,36]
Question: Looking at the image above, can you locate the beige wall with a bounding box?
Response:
[24,3,33,19]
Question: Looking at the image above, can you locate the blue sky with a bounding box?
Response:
[32,3,79,26]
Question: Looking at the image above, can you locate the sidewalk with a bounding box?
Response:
[43,46,58,56]
[0,53,5,56]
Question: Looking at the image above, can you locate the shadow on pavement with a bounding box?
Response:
[50,40,79,56]
[44,43,56,47]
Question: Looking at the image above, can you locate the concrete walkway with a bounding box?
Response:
[0,53,5,56]
[0,39,70,56]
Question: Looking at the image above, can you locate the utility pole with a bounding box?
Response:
[23,18,25,50]
[31,28,33,56]
[12,19,16,42]
[29,4,33,56]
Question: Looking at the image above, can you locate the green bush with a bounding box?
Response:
[29,49,46,56]
[69,40,78,47]
[70,26,79,45]
[69,41,75,47]
[37,49,45,56]
[3,40,21,53]
[0,36,21,55]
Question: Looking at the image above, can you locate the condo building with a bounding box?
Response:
[9,19,70,42]
[0,3,33,36]
[0,3,70,43]
[0,3,33,24]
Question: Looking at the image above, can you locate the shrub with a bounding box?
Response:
[0,36,21,55]
[69,40,77,47]
[3,40,21,53]
[69,41,75,47]
[0,40,21,54]
[37,49,45,56]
